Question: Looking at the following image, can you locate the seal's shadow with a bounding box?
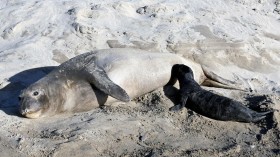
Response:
[0,67,56,116]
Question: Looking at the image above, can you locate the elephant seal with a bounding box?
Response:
[169,64,273,123]
[19,48,237,118]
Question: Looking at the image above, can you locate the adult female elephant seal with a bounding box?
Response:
[169,64,273,123]
[19,48,235,118]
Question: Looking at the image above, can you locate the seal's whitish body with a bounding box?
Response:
[19,48,224,118]
[93,49,205,99]
[169,64,273,123]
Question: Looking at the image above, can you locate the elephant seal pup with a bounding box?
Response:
[19,48,236,118]
[169,64,273,123]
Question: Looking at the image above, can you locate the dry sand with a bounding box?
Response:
[0,0,279,156]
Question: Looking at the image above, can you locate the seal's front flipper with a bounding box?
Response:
[84,65,130,102]
[169,94,188,111]
[169,104,184,111]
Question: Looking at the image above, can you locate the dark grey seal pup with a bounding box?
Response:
[169,64,273,123]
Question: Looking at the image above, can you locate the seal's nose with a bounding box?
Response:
[20,109,29,115]
[19,97,29,115]
[19,103,29,115]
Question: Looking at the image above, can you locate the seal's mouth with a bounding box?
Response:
[22,110,41,119]
[20,108,42,119]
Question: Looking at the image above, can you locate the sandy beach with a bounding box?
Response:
[0,0,279,156]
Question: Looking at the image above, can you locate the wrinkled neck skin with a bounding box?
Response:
[35,73,69,117]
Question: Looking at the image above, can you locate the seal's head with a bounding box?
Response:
[172,64,194,79]
[178,64,194,78]
[19,82,50,118]
[18,75,95,118]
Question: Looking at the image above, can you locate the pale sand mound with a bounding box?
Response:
[0,0,279,156]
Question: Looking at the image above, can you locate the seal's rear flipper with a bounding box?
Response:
[251,110,274,123]
[201,66,247,91]
[201,79,247,91]
[84,65,130,102]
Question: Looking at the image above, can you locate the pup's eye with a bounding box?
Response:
[18,97,22,101]
[33,91,39,96]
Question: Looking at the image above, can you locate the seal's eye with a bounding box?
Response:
[18,97,22,101]
[33,91,39,96]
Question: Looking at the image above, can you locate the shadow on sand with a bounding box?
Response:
[0,66,56,116]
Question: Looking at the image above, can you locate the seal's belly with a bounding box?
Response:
[99,54,185,99]
[108,60,173,99]
[93,49,203,102]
